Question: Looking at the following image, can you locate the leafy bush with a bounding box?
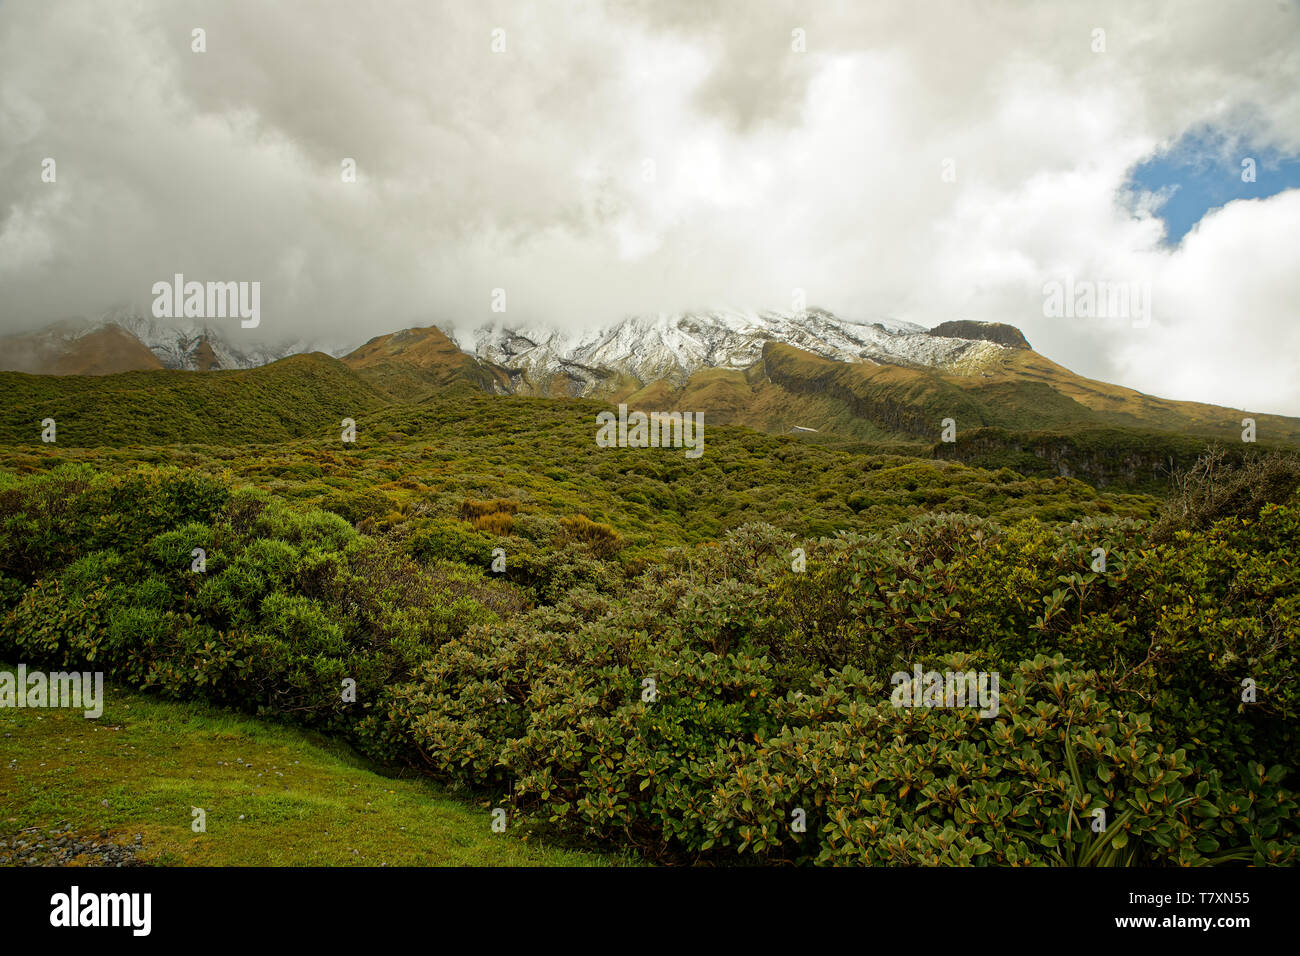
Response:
[372,504,1298,865]
[0,467,510,729]
[406,519,496,568]
[1,457,1294,867]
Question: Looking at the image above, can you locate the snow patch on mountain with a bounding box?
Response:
[93,306,342,370]
[450,308,1007,396]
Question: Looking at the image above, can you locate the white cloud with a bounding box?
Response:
[0,0,1297,411]
[1118,189,1300,414]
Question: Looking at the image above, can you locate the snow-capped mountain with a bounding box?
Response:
[94,305,340,370]
[449,308,1014,397]
[4,304,1025,387]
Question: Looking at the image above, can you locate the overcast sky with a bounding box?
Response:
[1,0,1298,412]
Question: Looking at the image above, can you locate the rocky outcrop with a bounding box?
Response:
[927,321,1031,350]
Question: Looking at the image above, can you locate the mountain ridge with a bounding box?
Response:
[0,306,344,375]
[449,308,1010,397]
[6,307,1299,472]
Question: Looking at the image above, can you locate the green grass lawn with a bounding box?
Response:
[0,676,619,867]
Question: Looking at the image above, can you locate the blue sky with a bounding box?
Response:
[1126,127,1300,245]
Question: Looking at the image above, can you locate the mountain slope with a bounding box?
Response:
[615,338,1300,488]
[451,308,1007,398]
[6,306,1298,485]
[99,307,332,371]
[969,346,1299,440]
[454,306,1300,439]
[623,339,1299,441]
[342,325,513,399]
[0,322,164,376]
[0,353,388,446]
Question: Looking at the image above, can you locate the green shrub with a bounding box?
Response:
[1,459,1294,867]
[0,466,506,733]
[407,519,495,569]
[372,506,1299,865]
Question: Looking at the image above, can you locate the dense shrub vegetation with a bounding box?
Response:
[0,466,516,729]
[0,388,1160,568]
[2,446,1295,866]
[372,508,1297,865]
